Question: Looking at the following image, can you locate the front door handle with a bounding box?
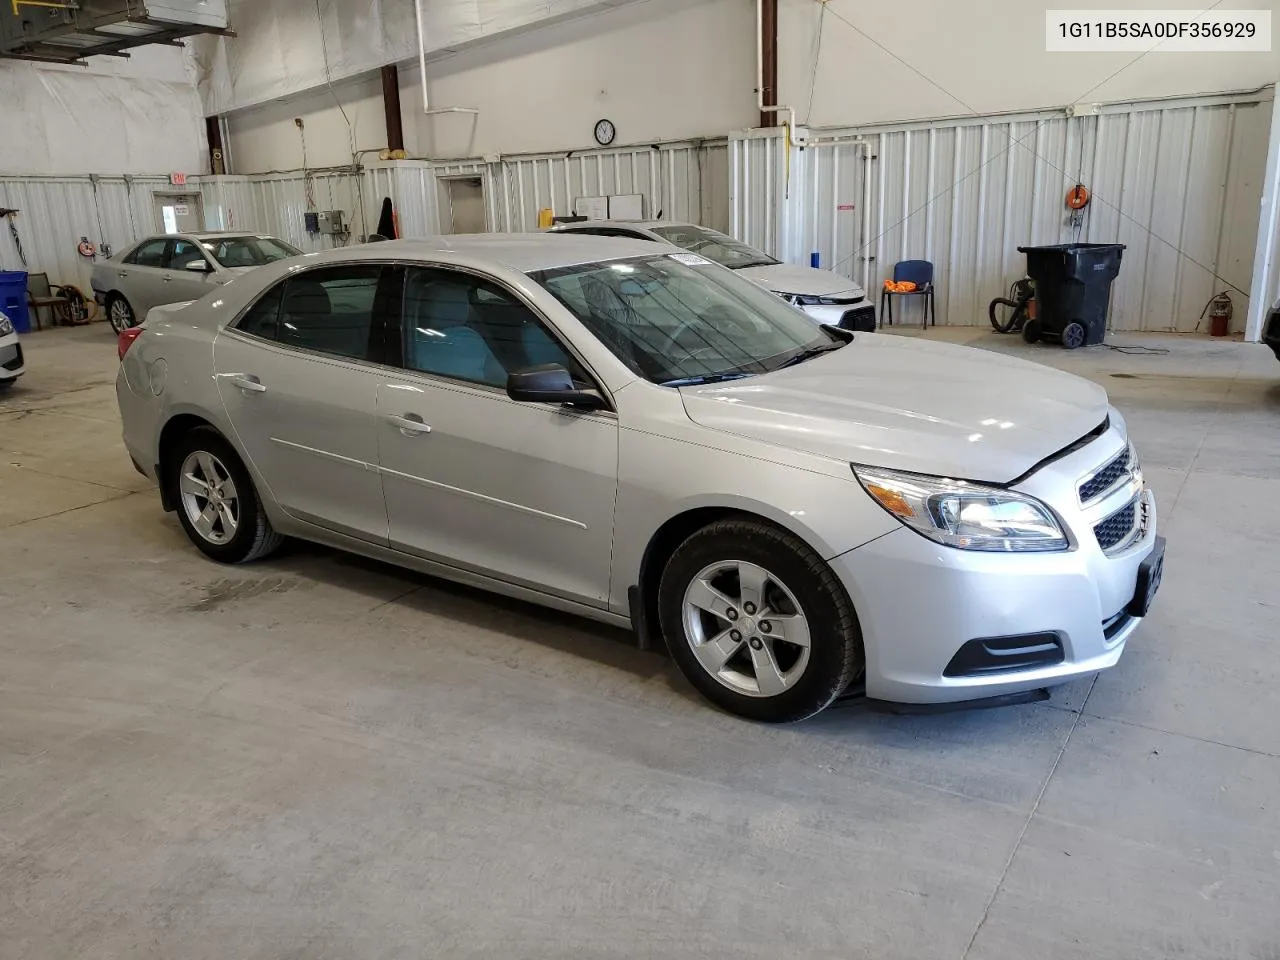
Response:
[217,373,267,394]
[387,413,432,437]
[163,276,174,283]
[117,271,129,278]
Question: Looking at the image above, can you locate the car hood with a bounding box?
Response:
[735,263,866,301]
[679,335,1110,484]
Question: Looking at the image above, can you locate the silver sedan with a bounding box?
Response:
[115,235,1164,722]
[93,232,300,333]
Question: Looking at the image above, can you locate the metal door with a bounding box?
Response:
[378,379,618,607]
[154,194,203,234]
[445,178,486,234]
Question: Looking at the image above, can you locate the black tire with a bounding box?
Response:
[166,426,283,564]
[1022,317,1042,344]
[107,294,136,334]
[1061,321,1086,350]
[658,517,864,723]
[0,379,15,391]
[988,297,1027,334]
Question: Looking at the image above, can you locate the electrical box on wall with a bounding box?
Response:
[305,211,347,236]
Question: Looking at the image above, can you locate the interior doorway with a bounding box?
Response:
[154,194,204,234]
[442,177,486,234]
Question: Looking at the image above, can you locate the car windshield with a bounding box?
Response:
[649,224,779,270]
[530,254,844,386]
[203,236,300,268]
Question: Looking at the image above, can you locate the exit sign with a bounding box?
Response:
[170,173,187,186]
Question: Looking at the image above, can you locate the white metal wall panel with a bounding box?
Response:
[0,175,172,293]
[733,90,1274,333]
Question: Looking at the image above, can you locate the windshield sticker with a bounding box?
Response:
[669,253,712,266]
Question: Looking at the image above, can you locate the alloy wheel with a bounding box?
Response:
[109,299,133,333]
[179,450,240,545]
[681,560,812,697]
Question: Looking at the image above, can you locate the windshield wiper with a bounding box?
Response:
[660,371,754,387]
[775,341,847,370]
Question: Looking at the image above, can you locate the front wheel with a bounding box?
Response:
[167,426,283,564]
[1022,317,1042,344]
[107,295,136,334]
[658,518,864,722]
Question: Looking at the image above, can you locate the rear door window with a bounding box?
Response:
[233,265,401,364]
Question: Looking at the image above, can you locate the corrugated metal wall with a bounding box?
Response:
[361,141,726,238]
[0,140,728,303]
[732,89,1274,333]
[0,176,173,293]
[198,171,366,253]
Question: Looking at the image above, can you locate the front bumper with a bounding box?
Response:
[0,336,24,380]
[799,302,877,330]
[832,429,1160,704]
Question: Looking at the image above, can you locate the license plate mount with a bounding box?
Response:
[1126,535,1166,619]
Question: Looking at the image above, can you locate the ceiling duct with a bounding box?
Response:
[1,0,231,64]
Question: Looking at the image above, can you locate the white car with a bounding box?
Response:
[116,234,1164,721]
[0,309,23,390]
[550,220,875,329]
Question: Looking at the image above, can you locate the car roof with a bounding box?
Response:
[554,220,700,232]
[132,232,282,243]
[313,234,674,272]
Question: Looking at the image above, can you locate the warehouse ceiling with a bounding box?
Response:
[0,0,231,64]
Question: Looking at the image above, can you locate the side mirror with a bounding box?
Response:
[185,260,213,273]
[506,364,605,410]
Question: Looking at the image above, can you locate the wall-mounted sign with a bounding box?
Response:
[170,173,188,186]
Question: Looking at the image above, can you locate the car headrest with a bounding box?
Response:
[284,279,331,317]
[414,281,472,328]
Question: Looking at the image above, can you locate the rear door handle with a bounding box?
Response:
[117,271,129,278]
[388,413,432,436]
[217,373,267,394]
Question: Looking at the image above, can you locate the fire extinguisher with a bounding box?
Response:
[1200,292,1233,337]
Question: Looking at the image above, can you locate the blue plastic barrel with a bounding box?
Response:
[0,271,30,333]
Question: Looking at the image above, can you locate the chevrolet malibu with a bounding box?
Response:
[116,235,1164,722]
[93,232,302,333]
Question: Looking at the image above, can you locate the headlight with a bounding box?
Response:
[0,315,13,337]
[775,292,822,306]
[853,465,1069,552]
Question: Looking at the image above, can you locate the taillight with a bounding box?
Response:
[117,327,143,361]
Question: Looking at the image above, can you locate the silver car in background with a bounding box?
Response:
[115,235,1164,722]
[550,220,875,329]
[93,232,301,333]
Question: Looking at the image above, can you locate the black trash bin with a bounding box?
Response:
[1016,243,1125,348]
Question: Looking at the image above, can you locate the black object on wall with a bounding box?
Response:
[376,197,397,240]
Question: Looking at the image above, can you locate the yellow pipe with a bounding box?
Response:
[12,0,74,13]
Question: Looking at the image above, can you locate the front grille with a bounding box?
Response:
[1079,446,1131,503]
[838,305,877,332]
[818,295,866,306]
[1,343,22,371]
[1094,500,1137,551]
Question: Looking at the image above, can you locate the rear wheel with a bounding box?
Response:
[658,518,863,723]
[167,426,283,564]
[1022,317,1042,344]
[107,295,136,334]
[988,297,1027,334]
[1061,321,1086,349]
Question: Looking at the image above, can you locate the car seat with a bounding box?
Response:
[410,280,506,384]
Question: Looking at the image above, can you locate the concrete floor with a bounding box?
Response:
[2,322,1279,959]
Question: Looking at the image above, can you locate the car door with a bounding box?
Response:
[115,237,171,318]
[163,238,223,305]
[377,265,619,608]
[213,263,401,544]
